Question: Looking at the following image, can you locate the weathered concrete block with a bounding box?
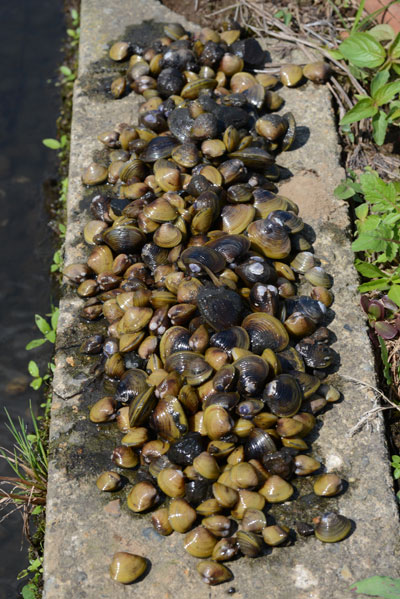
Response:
[42,1,400,598]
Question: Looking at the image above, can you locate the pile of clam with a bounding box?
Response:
[66,21,350,587]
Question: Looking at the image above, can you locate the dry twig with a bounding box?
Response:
[341,375,400,436]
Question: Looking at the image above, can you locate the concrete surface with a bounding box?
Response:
[42,1,400,598]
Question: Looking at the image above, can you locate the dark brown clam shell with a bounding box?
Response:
[140,135,180,162]
[197,287,244,331]
[263,374,303,417]
[206,235,250,264]
[103,225,145,253]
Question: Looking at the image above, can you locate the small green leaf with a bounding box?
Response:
[334,181,357,200]
[326,49,343,60]
[42,138,61,150]
[350,575,400,598]
[59,223,66,234]
[389,32,400,59]
[358,279,390,292]
[372,110,389,146]
[60,65,72,76]
[392,63,400,76]
[370,70,390,97]
[28,558,42,572]
[30,378,42,390]
[389,107,400,122]
[379,337,393,384]
[368,24,395,42]
[355,261,386,278]
[51,308,59,330]
[340,98,377,126]
[352,232,387,252]
[355,203,369,220]
[71,8,78,20]
[35,314,51,335]
[374,81,400,106]
[339,32,386,68]
[45,330,56,343]
[388,284,400,308]
[28,360,39,377]
[31,505,43,515]
[25,338,47,350]
[21,584,36,599]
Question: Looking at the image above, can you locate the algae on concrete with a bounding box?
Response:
[42,1,400,598]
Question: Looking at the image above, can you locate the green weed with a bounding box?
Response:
[333,26,400,145]
[25,308,59,351]
[0,406,47,507]
[335,170,400,305]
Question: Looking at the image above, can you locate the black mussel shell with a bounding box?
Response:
[286,296,326,324]
[197,287,244,331]
[213,365,237,392]
[191,113,219,141]
[263,374,303,417]
[124,351,146,370]
[157,67,185,97]
[142,242,169,272]
[167,432,205,466]
[90,194,111,222]
[244,428,277,460]
[249,283,279,315]
[231,38,266,68]
[267,210,303,233]
[80,334,104,354]
[140,135,180,162]
[181,246,226,275]
[262,448,296,480]
[168,108,195,142]
[296,521,315,537]
[210,326,249,354]
[185,478,211,505]
[115,368,148,404]
[139,110,168,133]
[215,105,250,131]
[233,355,269,397]
[200,41,225,67]
[235,257,277,286]
[162,46,197,71]
[242,312,289,354]
[186,174,214,197]
[276,346,305,372]
[206,235,250,264]
[295,339,334,369]
[110,198,131,216]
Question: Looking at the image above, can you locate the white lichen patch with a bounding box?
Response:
[325,454,343,470]
[293,564,318,589]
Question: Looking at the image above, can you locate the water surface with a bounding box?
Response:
[0,2,64,597]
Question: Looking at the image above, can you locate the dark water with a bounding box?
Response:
[0,2,64,597]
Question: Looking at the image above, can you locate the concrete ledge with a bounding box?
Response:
[43,1,400,598]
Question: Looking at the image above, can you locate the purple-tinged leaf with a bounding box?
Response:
[374,320,398,339]
[360,295,371,313]
[395,316,400,331]
[381,295,398,312]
